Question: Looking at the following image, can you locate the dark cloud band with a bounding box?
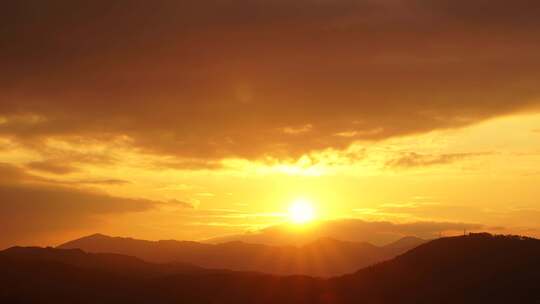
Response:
[1,0,540,160]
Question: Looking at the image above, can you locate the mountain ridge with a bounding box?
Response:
[58,233,425,276]
[2,233,539,303]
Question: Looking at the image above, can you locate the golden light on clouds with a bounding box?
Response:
[1,112,540,247]
[2,0,540,248]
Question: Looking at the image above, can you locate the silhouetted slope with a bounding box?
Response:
[0,256,135,303]
[2,234,539,304]
[383,235,425,251]
[334,233,540,303]
[58,234,423,276]
[0,246,321,304]
[0,246,204,278]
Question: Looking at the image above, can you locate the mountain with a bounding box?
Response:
[333,233,540,303]
[202,219,436,246]
[58,233,425,276]
[2,233,540,303]
[0,246,207,278]
[0,246,319,304]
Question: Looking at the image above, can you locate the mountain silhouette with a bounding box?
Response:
[0,246,211,278]
[58,233,425,276]
[2,233,539,303]
[333,233,540,303]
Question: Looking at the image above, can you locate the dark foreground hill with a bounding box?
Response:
[2,233,539,304]
[334,233,540,303]
[58,234,424,276]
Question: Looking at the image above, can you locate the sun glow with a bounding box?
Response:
[288,199,316,224]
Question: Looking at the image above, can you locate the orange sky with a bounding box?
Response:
[1,0,540,248]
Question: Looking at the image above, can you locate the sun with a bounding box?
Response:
[288,199,316,224]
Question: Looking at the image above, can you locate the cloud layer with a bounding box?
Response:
[1,0,540,161]
[0,164,182,248]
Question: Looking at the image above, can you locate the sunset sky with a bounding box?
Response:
[2,0,540,248]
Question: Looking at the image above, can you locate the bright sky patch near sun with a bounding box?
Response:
[288,199,316,224]
[2,0,540,248]
[2,112,540,248]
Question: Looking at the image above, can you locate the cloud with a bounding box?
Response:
[58,179,131,186]
[9,161,131,186]
[0,163,33,185]
[152,158,226,171]
[167,199,195,209]
[386,152,489,168]
[34,177,130,187]
[0,164,188,248]
[206,218,483,246]
[26,160,79,174]
[1,1,540,161]
[12,137,121,174]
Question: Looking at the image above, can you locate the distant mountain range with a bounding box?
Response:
[2,233,539,303]
[58,233,425,276]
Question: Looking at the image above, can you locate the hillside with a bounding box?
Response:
[58,234,425,276]
[2,233,539,303]
[334,233,540,303]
